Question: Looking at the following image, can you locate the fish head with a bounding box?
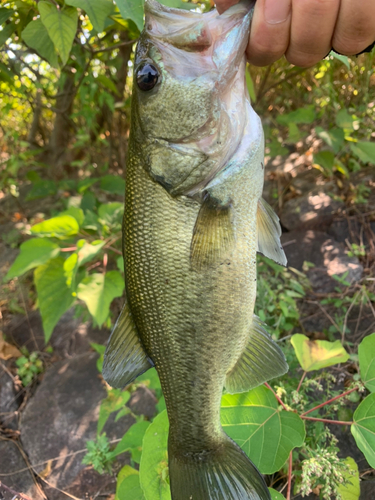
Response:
[131,0,255,196]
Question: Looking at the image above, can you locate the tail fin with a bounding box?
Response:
[169,436,270,500]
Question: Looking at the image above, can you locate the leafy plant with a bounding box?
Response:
[15,350,44,386]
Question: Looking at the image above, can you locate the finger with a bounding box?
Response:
[333,0,375,55]
[246,0,291,66]
[215,0,240,15]
[286,0,340,68]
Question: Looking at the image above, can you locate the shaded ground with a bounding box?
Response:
[0,152,374,499]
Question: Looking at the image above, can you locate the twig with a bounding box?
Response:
[286,451,293,500]
[341,289,361,344]
[302,416,352,425]
[92,39,137,54]
[301,386,359,416]
[264,382,288,411]
[0,481,33,500]
[296,371,307,393]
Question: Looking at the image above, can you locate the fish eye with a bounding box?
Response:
[136,63,159,91]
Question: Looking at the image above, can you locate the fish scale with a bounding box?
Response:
[103,1,288,498]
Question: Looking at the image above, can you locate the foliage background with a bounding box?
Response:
[0,0,375,499]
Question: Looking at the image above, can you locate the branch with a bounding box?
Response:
[302,416,353,425]
[301,387,359,416]
[264,382,289,411]
[92,39,138,54]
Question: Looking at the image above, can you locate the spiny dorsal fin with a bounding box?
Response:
[102,302,153,388]
[225,316,288,394]
[191,193,234,271]
[257,197,287,266]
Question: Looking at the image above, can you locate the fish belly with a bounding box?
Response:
[125,148,259,452]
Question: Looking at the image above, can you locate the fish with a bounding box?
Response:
[102,1,288,499]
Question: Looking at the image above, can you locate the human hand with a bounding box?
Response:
[215,0,375,67]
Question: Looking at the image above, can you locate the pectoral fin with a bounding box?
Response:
[257,198,287,266]
[225,316,288,394]
[190,193,234,271]
[102,302,153,388]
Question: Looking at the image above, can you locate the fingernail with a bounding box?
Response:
[264,0,290,24]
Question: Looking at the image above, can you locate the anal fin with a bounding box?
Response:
[225,316,288,394]
[257,197,287,266]
[102,302,153,388]
[191,193,234,271]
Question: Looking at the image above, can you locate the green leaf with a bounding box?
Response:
[351,393,375,468]
[98,202,124,226]
[38,2,78,65]
[313,150,335,175]
[99,175,125,195]
[336,109,355,129]
[77,271,124,326]
[112,420,150,463]
[25,179,58,200]
[136,367,161,391]
[0,22,16,46]
[98,388,131,434]
[63,252,78,289]
[359,333,375,392]
[139,410,171,500]
[31,215,79,239]
[350,142,375,165]
[269,488,286,500]
[115,0,144,32]
[76,239,105,266]
[22,19,59,67]
[315,127,345,154]
[60,207,84,226]
[6,239,60,280]
[221,386,305,474]
[91,342,105,372]
[65,0,114,33]
[34,257,76,342]
[77,177,98,193]
[0,8,14,25]
[96,75,120,95]
[246,65,256,102]
[337,457,360,500]
[277,105,315,125]
[116,466,145,500]
[330,51,351,69]
[291,334,349,372]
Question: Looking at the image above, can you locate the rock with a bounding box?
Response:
[281,230,363,293]
[0,362,20,430]
[280,191,344,232]
[0,440,44,500]
[20,352,134,500]
[328,217,375,247]
[5,308,110,358]
[361,480,375,499]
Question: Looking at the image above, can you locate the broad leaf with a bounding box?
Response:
[277,105,315,125]
[221,386,305,474]
[337,457,360,500]
[0,21,15,46]
[112,420,150,463]
[98,202,124,226]
[60,207,84,226]
[77,271,124,326]
[22,19,59,67]
[116,466,145,500]
[115,0,144,32]
[63,253,78,289]
[76,239,105,266]
[6,239,60,280]
[139,410,171,500]
[336,109,355,129]
[0,8,14,25]
[330,52,350,69]
[136,367,161,391]
[313,151,335,175]
[99,175,125,195]
[31,215,79,239]
[315,127,345,154]
[98,388,130,434]
[34,257,76,341]
[351,393,375,468]
[39,2,78,65]
[269,488,286,500]
[65,0,114,33]
[26,179,58,200]
[350,142,375,165]
[291,334,349,372]
[359,333,375,392]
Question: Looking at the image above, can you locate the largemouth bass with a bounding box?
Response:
[103,1,288,499]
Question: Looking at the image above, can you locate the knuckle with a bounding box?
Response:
[333,32,374,56]
[286,49,323,68]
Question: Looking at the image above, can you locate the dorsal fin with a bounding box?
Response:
[102,302,153,388]
[225,316,288,394]
[257,198,287,266]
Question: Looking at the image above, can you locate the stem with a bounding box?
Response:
[60,246,77,252]
[296,371,307,393]
[286,451,292,500]
[302,416,353,425]
[105,245,122,256]
[301,387,358,416]
[264,382,288,411]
